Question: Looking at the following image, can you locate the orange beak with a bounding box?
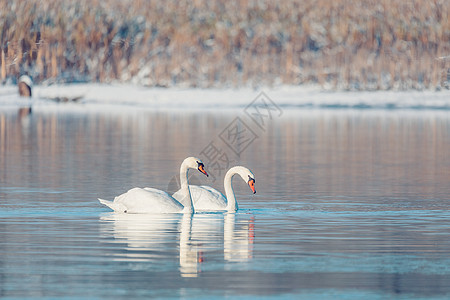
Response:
[248,179,256,194]
[198,164,209,177]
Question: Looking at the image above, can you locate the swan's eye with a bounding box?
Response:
[248,175,255,183]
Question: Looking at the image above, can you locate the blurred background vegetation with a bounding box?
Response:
[1,0,449,90]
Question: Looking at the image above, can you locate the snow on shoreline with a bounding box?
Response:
[0,83,449,113]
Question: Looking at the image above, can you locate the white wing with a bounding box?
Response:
[173,185,227,211]
[103,187,184,213]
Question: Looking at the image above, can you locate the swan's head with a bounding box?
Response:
[230,166,256,194]
[184,156,209,177]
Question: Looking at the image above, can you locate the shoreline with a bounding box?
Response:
[0,83,449,112]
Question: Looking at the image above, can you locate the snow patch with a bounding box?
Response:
[0,83,449,112]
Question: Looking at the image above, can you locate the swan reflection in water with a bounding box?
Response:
[224,213,254,262]
[99,212,254,277]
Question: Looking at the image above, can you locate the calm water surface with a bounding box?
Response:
[1,106,450,299]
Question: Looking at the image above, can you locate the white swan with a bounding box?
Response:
[98,157,209,213]
[172,166,255,212]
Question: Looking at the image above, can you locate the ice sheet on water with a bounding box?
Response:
[0,84,449,112]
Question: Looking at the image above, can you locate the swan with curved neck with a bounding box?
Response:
[172,166,255,212]
[98,157,208,213]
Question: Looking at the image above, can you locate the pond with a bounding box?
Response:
[1,104,449,299]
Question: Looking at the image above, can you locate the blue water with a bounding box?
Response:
[1,106,450,299]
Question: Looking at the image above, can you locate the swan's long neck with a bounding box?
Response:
[180,162,194,213]
[224,169,238,211]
